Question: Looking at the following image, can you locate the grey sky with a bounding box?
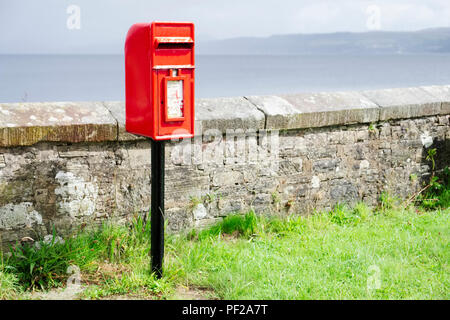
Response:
[1,0,449,54]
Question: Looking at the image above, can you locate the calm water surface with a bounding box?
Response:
[1,54,450,102]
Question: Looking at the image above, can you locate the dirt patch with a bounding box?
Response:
[82,262,131,286]
[100,293,154,300]
[172,285,217,300]
[28,262,216,300]
[221,230,240,242]
[30,286,85,300]
[30,262,131,300]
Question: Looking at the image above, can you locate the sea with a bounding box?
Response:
[1,54,450,103]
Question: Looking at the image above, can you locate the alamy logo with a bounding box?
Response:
[367,265,381,290]
[169,128,280,171]
[66,5,81,30]
[366,5,381,31]
[66,264,81,289]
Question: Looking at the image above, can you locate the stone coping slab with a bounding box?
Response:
[0,101,117,147]
[246,91,379,130]
[420,85,450,115]
[195,97,265,133]
[1,85,449,147]
[361,87,442,121]
[102,101,144,141]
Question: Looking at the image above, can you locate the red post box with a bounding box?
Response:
[125,21,195,140]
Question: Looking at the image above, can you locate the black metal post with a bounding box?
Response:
[151,139,165,278]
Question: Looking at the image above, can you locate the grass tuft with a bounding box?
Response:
[0,263,21,299]
[188,211,258,240]
[420,166,450,210]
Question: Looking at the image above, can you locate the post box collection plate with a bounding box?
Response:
[165,77,185,121]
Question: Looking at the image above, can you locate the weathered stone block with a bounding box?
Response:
[0,202,43,230]
[248,91,380,129]
[313,159,339,173]
[0,102,117,146]
[103,101,145,141]
[195,97,265,133]
[361,87,441,120]
[420,85,450,115]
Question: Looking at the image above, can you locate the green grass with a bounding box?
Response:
[1,203,448,300]
[170,206,449,299]
[0,265,21,299]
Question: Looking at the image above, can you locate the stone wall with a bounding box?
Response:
[0,85,449,247]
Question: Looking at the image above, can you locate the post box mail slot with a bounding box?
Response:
[125,21,195,140]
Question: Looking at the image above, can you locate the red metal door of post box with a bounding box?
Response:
[151,22,195,141]
[156,68,193,138]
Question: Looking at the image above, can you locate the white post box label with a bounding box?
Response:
[167,80,184,119]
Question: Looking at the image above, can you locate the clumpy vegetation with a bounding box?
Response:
[418,166,450,210]
[412,149,450,210]
[1,195,448,300]
[1,216,172,299]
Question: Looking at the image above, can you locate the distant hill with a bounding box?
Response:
[197,28,450,55]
